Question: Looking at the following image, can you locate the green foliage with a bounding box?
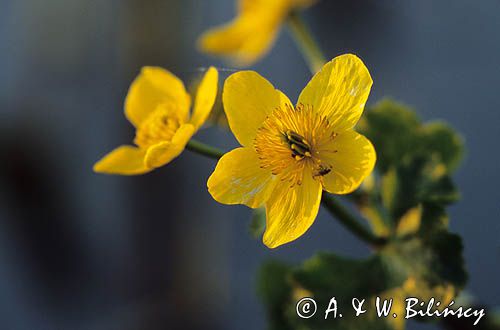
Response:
[258,254,403,330]
[357,99,464,232]
[257,261,294,330]
[358,99,464,175]
[257,227,467,330]
[357,100,421,173]
[249,207,266,239]
[257,99,470,330]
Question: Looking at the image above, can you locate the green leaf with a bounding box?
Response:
[257,253,406,330]
[249,207,266,239]
[256,225,467,329]
[382,231,467,290]
[420,121,465,173]
[293,253,405,299]
[359,99,464,176]
[358,99,420,173]
[385,156,460,222]
[257,261,294,330]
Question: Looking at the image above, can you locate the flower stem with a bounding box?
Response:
[186,139,224,160]
[287,11,327,74]
[321,193,387,248]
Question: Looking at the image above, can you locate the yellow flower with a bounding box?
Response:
[198,0,314,66]
[94,67,218,175]
[208,54,376,248]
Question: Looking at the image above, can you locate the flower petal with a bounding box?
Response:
[190,67,218,129]
[144,123,195,169]
[125,67,191,127]
[239,0,315,12]
[298,54,373,132]
[93,146,149,175]
[198,15,280,66]
[319,130,376,194]
[207,147,277,208]
[223,71,292,146]
[263,169,322,248]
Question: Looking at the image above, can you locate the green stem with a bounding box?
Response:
[321,194,387,248]
[186,139,224,160]
[287,11,327,74]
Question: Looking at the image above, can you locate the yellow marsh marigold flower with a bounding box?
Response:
[208,54,376,248]
[198,0,314,66]
[94,67,218,175]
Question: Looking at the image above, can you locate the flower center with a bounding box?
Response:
[254,103,337,186]
[134,104,184,148]
[284,130,312,160]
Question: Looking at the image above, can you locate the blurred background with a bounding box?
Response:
[0,0,499,329]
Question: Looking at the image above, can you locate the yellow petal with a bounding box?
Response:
[239,0,315,12]
[125,67,191,127]
[319,130,376,194]
[207,147,277,208]
[263,169,322,248]
[223,71,292,146]
[198,0,314,65]
[298,54,373,132]
[190,67,218,129]
[144,124,195,169]
[198,15,280,66]
[93,146,149,175]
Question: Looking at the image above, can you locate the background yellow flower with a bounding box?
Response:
[198,0,314,66]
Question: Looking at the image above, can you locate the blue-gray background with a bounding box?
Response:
[0,1,498,329]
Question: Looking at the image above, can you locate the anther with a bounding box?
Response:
[284,130,312,160]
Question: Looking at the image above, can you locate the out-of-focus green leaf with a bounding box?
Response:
[257,253,407,330]
[420,121,465,173]
[382,231,467,290]
[358,99,465,176]
[356,99,464,232]
[381,168,398,212]
[358,99,420,173]
[257,261,294,330]
[257,225,467,330]
[377,228,467,328]
[388,156,460,222]
[419,204,449,235]
[249,207,266,239]
[293,253,404,299]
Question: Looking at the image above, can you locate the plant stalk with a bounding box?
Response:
[287,11,327,74]
[186,139,224,160]
[321,193,387,248]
